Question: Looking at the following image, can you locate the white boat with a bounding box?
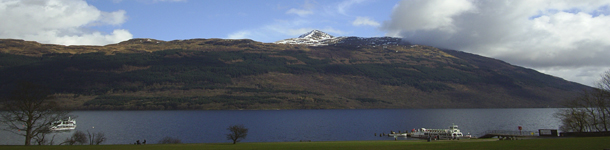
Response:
[50,117,76,131]
[410,124,466,140]
[388,132,408,137]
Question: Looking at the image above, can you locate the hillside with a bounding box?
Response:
[0,31,589,110]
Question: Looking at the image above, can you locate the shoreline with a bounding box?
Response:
[1,137,609,150]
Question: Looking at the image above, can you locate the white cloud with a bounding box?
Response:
[286,8,313,16]
[153,0,187,2]
[538,66,610,87]
[227,30,252,39]
[352,16,380,27]
[261,18,347,37]
[286,27,346,36]
[382,0,610,86]
[286,0,316,17]
[285,28,316,36]
[99,10,128,25]
[383,0,475,33]
[226,17,348,43]
[0,0,132,46]
[228,0,371,43]
[319,27,347,35]
[337,0,365,15]
[114,0,187,4]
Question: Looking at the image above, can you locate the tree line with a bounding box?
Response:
[82,95,285,110]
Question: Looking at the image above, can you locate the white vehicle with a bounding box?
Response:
[50,117,76,131]
[410,124,465,140]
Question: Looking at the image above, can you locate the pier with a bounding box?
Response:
[479,130,537,140]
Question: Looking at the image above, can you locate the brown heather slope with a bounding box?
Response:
[0,38,589,110]
[0,38,305,56]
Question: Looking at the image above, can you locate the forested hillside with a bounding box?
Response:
[0,38,588,110]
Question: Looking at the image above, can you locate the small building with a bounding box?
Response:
[539,129,558,136]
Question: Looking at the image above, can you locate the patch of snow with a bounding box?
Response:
[275,30,405,47]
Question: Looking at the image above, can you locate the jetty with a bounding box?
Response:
[478,130,536,140]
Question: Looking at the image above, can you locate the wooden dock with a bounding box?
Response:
[479,130,537,139]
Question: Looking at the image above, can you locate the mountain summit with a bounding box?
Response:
[275,30,406,47]
[275,30,343,46]
[298,30,334,40]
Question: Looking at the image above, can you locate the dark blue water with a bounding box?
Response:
[0,108,560,145]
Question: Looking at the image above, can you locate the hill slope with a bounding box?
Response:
[0,33,589,110]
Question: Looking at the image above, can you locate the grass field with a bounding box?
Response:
[2,137,609,150]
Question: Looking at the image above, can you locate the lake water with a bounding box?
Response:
[0,108,560,145]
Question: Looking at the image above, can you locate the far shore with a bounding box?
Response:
[1,137,609,150]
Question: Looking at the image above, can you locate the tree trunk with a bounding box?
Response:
[25,129,32,146]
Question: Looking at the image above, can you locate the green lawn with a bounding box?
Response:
[2,137,609,150]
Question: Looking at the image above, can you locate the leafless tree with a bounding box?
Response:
[33,128,53,145]
[556,101,590,132]
[63,130,87,145]
[0,81,68,145]
[595,70,610,131]
[226,124,248,144]
[556,70,610,132]
[87,130,106,145]
[157,136,181,144]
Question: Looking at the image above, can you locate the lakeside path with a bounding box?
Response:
[1,137,609,150]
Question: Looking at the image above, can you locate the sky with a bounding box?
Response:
[1,0,610,87]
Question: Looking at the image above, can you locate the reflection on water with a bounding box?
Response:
[0,108,560,145]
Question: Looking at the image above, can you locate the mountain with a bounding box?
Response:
[298,30,335,39]
[0,31,589,110]
[275,30,343,46]
[275,30,407,47]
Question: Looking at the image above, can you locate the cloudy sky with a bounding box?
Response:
[1,0,609,87]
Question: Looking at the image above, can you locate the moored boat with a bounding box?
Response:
[410,124,466,140]
[50,117,76,131]
[388,132,408,137]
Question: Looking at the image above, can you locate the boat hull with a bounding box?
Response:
[50,117,77,131]
[50,126,77,131]
[388,133,407,137]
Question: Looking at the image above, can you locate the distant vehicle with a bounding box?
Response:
[50,117,76,131]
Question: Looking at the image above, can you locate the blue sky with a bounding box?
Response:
[1,0,610,87]
[87,0,397,42]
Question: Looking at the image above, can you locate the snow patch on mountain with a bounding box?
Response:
[275,30,406,47]
[298,30,334,39]
[275,30,344,46]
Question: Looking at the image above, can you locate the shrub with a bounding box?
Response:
[157,136,182,144]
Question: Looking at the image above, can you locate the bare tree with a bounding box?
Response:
[74,131,87,145]
[63,130,87,145]
[226,124,248,144]
[598,70,610,93]
[556,70,610,132]
[556,103,590,132]
[33,128,52,145]
[87,130,106,145]
[62,134,77,145]
[595,70,610,131]
[0,81,68,145]
[157,136,181,144]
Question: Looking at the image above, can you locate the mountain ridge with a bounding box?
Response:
[0,31,589,110]
[298,30,335,39]
[274,30,407,47]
